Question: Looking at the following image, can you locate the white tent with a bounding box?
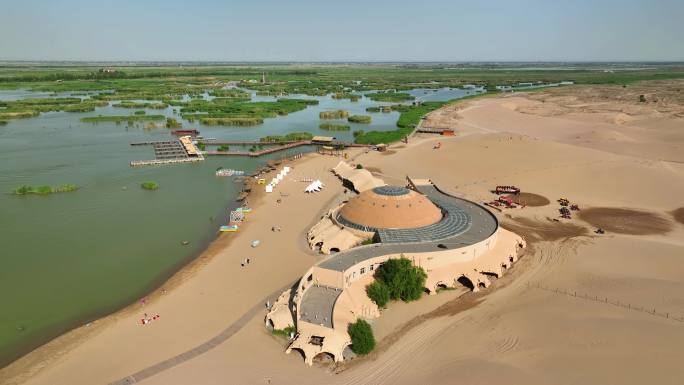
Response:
[265,184,273,193]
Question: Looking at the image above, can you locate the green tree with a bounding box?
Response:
[366,280,390,308]
[377,257,427,302]
[348,319,375,355]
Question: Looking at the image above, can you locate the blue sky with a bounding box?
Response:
[0,0,682,61]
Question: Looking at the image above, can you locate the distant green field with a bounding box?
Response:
[2,63,683,98]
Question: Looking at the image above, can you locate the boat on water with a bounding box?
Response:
[219,224,239,232]
[215,168,246,177]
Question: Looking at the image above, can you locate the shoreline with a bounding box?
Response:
[0,152,314,383]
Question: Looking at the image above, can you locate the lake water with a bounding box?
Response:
[0,88,478,366]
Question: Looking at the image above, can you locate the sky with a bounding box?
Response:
[0,0,682,62]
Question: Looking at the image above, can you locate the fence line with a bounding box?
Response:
[526,281,684,323]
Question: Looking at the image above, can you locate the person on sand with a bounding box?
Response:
[247,258,251,264]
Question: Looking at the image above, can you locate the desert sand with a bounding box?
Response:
[3,81,684,385]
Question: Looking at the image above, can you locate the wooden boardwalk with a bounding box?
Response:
[130,156,203,167]
[206,140,310,157]
[198,139,301,146]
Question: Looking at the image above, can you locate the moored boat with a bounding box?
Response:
[219,224,239,232]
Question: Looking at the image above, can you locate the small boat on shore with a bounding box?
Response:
[220,224,239,232]
[235,207,252,213]
[215,168,246,177]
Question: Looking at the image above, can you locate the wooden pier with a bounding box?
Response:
[206,140,310,157]
[129,138,204,167]
[130,156,204,167]
[197,139,301,146]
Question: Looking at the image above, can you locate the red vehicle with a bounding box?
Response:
[496,195,517,208]
[495,185,520,195]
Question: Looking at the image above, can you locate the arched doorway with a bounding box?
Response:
[289,347,306,361]
[313,351,335,364]
[457,275,475,290]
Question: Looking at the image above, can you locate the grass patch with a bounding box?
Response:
[13,184,79,195]
[81,114,166,123]
[319,123,350,131]
[367,91,414,102]
[165,117,182,128]
[348,115,371,124]
[259,132,313,142]
[199,117,263,126]
[366,106,392,113]
[113,101,168,109]
[332,92,360,102]
[354,101,447,144]
[140,181,159,190]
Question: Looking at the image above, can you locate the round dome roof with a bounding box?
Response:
[338,186,443,230]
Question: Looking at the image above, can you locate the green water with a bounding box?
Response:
[0,88,477,366]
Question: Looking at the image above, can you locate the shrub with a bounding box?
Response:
[271,325,295,338]
[348,319,375,355]
[356,164,363,169]
[366,280,390,308]
[376,257,427,302]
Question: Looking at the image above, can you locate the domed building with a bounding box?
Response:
[337,185,443,230]
[268,170,526,366]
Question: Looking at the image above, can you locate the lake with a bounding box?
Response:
[0,87,480,366]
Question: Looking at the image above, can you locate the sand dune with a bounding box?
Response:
[3,83,684,385]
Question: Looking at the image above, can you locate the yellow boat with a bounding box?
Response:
[219,224,239,232]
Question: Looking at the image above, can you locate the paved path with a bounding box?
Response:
[108,284,292,385]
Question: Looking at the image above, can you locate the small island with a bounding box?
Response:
[13,184,79,196]
[319,110,349,119]
[348,115,372,124]
[140,181,159,190]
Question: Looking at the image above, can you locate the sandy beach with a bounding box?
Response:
[3,81,684,385]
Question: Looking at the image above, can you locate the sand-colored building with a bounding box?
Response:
[267,171,525,365]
